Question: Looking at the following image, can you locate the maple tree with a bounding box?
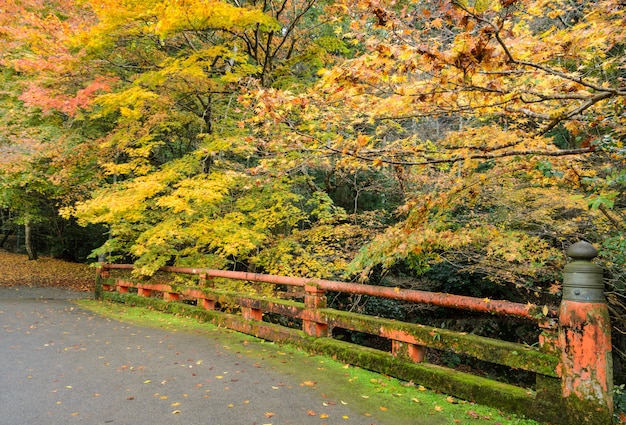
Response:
[0,0,109,259]
[249,1,626,293]
[37,0,361,277]
[245,0,626,372]
[0,69,96,260]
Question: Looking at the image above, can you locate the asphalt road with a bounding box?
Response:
[0,287,387,425]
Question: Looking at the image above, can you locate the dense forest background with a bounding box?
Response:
[1,0,625,388]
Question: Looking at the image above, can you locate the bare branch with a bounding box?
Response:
[336,146,597,166]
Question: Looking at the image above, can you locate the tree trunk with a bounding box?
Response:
[0,228,14,249]
[24,220,38,261]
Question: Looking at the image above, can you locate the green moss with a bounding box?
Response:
[564,393,614,425]
[305,338,541,417]
[321,309,559,376]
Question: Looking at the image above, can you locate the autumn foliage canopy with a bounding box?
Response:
[1,0,625,337]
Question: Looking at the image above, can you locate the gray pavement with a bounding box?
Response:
[0,287,389,425]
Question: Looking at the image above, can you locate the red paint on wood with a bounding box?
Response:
[164,292,180,302]
[102,264,553,319]
[242,307,263,321]
[200,298,216,310]
[538,318,559,354]
[137,287,152,297]
[303,284,328,337]
[392,340,425,362]
[559,301,613,412]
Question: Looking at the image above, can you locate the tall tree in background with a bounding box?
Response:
[0,0,109,259]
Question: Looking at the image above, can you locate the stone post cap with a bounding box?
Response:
[567,241,598,261]
[563,241,604,302]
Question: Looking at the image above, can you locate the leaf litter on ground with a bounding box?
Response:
[0,250,93,291]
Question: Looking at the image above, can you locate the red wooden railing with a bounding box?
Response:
[104,264,557,318]
[95,242,613,425]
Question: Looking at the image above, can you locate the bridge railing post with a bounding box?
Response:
[303,284,328,338]
[558,241,613,424]
[137,285,152,297]
[95,263,108,300]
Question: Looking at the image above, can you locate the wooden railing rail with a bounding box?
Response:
[101,264,557,320]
